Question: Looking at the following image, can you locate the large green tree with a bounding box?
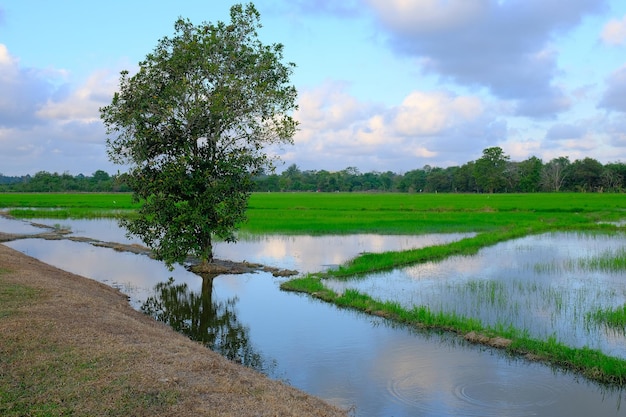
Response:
[100,3,298,268]
[473,147,510,193]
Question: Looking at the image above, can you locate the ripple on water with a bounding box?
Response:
[386,363,562,417]
[453,378,560,416]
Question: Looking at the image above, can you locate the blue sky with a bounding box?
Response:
[2,0,626,176]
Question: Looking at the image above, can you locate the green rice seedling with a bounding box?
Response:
[0,193,137,209]
[326,227,543,279]
[579,248,626,272]
[283,275,626,385]
[280,275,337,303]
[463,279,507,307]
[587,304,626,332]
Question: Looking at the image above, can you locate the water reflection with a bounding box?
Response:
[0,215,45,234]
[214,272,626,416]
[2,218,626,416]
[26,218,472,273]
[216,233,473,273]
[29,217,143,244]
[326,231,626,358]
[141,276,271,373]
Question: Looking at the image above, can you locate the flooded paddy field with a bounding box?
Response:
[325,232,626,360]
[2,217,626,416]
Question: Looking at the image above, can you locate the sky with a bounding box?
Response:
[2,0,626,176]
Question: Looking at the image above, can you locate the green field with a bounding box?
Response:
[1,191,622,233]
[1,192,623,275]
[2,191,626,384]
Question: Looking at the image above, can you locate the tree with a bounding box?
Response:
[541,157,569,192]
[280,163,302,191]
[473,147,510,193]
[566,157,603,192]
[517,156,543,192]
[425,167,453,192]
[453,162,477,192]
[398,169,427,193]
[100,3,298,268]
[602,162,625,192]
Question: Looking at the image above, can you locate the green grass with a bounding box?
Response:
[2,192,621,231]
[579,248,626,272]
[327,227,543,277]
[587,304,626,331]
[0,193,139,219]
[244,192,620,235]
[3,191,626,385]
[534,245,626,274]
[281,279,626,385]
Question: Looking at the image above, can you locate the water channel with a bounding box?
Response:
[2,216,626,416]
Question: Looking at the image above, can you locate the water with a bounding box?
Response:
[3,218,626,416]
[0,215,45,234]
[326,231,626,358]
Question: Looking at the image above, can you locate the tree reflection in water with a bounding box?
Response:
[141,275,271,374]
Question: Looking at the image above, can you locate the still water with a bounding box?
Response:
[326,232,626,359]
[3,218,626,416]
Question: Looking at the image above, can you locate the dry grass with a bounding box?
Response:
[0,244,348,416]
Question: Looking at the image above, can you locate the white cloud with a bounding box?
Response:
[603,116,626,148]
[0,43,13,66]
[295,80,370,133]
[0,43,119,175]
[392,91,483,137]
[0,44,63,128]
[288,82,497,172]
[601,15,626,45]
[36,70,117,122]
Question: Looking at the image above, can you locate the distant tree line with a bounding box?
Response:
[2,147,625,193]
[254,147,626,193]
[0,170,130,192]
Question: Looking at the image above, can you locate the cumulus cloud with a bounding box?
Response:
[0,44,66,128]
[365,0,606,118]
[0,44,118,175]
[36,70,118,123]
[599,65,626,112]
[519,117,602,163]
[601,15,626,45]
[392,91,483,137]
[285,81,502,172]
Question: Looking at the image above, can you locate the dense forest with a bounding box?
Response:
[2,147,625,193]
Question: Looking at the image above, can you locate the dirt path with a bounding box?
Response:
[0,243,348,416]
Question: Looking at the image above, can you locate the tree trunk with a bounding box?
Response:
[203,236,214,264]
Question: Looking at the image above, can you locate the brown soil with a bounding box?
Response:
[0,243,348,416]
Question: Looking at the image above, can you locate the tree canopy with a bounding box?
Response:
[100,3,298,267]
[473,147,510,193]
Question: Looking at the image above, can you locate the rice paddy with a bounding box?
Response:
[3,192,626,384]
[310,231,626,383]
